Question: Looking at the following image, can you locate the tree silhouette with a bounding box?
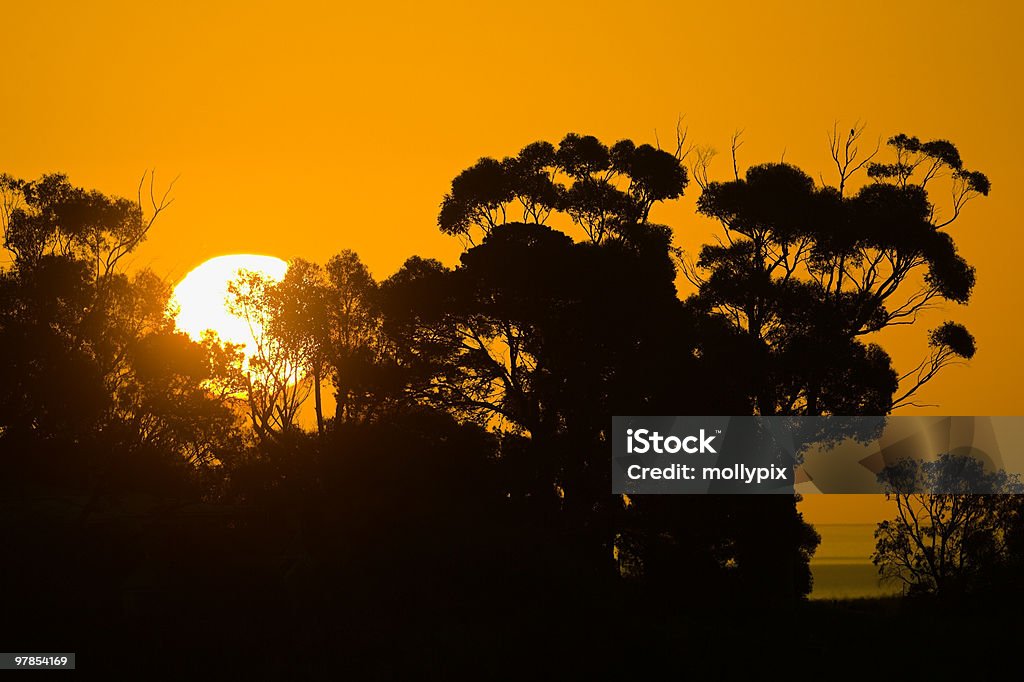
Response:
[228,251,390,432]
[688,129,987,414]
[0,172,173,280]
[227,268,316,441]
[264,258,332,434]
[324,250,385,424]
[0,124,1005,673]
[425,134,818,599]
[438,131,688,245]
[0,172,238,496]
[873,454,1022,596]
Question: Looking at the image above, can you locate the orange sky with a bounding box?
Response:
[2,1,1021,525]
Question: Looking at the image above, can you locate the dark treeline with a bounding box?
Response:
[1,128,1017,674]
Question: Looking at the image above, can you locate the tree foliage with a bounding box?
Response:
[0,125,997,634]
[227,268,317,441]
[438,132,688,244]
[688,128,987,414]
[0,173,240,494]
[873,454,1023,596]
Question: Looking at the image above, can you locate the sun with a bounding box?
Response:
[171,254,288,358]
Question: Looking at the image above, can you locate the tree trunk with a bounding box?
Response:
[313,366,324,436]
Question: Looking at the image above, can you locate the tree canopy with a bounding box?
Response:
[0,126,1004,672]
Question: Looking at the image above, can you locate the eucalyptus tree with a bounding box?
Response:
[0,171,240,490]
[227,269,317,441]
[438,132,688,245]
[689,129,988,415]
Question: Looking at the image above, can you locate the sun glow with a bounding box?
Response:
[171,254,288,359]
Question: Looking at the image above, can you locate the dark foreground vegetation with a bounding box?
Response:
[3,127,1019,673]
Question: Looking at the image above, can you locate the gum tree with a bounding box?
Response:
[688,128,988,415]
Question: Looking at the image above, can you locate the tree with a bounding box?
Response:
[423,133,695,434]
[688,128,987,415]
[679,129,987,600]
[220,251,394,436]
[381,224,577,436]
[410,133,700,580]
[266,259,332,435]
[118,329,246,468]
[324,250,384,424]
[873,454,1023,596]
[0,171,239,494]
[227,268,316,442]
[1,172,176,407]
[404,133,818,600]
[438,131,688,245]
[1,172,174,282]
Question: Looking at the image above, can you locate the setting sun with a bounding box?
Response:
[171,254,288,358]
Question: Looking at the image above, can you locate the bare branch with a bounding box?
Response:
[730,129,744,181]
[691,145,717,192]
[828,121,879,196]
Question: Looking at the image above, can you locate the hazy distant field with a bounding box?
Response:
[810,524,901,600]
